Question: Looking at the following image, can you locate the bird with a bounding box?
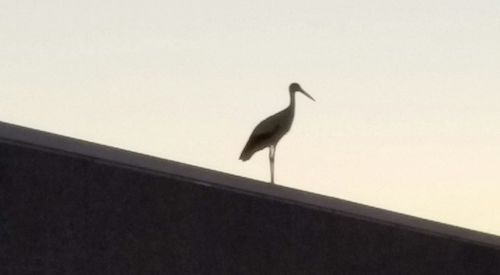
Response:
[239,83,315,184]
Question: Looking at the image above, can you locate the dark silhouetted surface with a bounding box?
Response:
[1,121,500,274]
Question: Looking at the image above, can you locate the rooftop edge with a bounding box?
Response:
[1,120,499,250]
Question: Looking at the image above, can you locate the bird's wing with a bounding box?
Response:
[240,126,276,160]
[239,110,287,160]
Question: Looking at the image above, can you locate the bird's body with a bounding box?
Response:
[239,107,294,161]
[240,83,314,184]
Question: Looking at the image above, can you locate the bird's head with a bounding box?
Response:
[289,83,315,101]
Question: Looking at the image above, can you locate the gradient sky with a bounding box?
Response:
[1,1,499,235]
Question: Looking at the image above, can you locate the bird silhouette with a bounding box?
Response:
[240,83,315,184]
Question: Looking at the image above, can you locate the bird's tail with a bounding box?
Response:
[239,150,252,161]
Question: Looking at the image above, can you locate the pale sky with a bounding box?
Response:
[1,1,499,236]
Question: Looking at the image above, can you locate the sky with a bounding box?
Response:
[1,1,499,236]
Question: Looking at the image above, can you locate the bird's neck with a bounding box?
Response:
[289,91,296,110]
[286,91,296,122]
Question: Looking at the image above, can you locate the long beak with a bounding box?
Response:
[300,90,315,102]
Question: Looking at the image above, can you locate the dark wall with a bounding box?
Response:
[1,140,500,274]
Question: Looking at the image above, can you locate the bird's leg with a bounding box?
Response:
[269,145,275,184]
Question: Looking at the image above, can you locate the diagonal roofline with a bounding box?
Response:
[1,120,499,250]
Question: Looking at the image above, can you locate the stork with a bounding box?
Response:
[239,83,315,184]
